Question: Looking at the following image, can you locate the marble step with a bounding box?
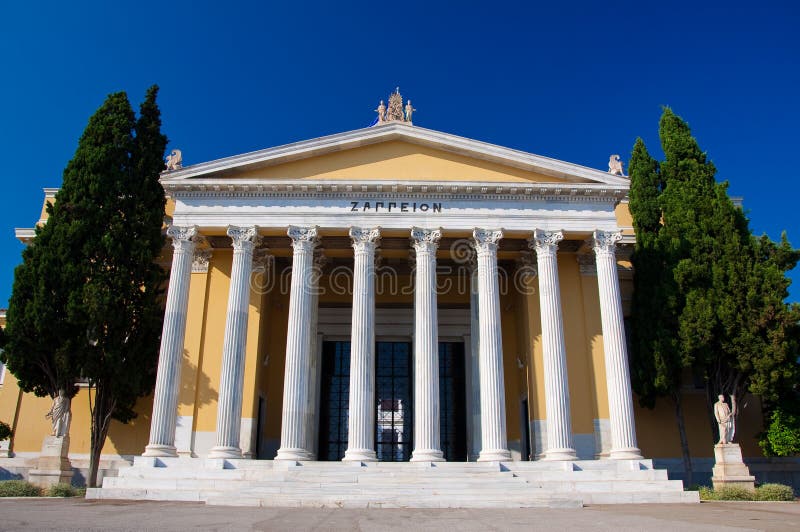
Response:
[207,493,584,509]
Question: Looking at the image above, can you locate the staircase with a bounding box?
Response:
[86,457,698,508]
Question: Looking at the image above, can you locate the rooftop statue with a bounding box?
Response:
[405,100,416,124]
[165,149,183,171]
[386,87,405,121]
[608,154,625,176]
[373,88,415,126]
[375,100,386,124]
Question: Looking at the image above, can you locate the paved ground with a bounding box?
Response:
[0,499,798,531]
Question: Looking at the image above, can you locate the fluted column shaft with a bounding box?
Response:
[474,228,512,462]
[208,226,259,459]
[343,227,381,462]
[144,226,198,457]
[531,229,576,460]
[593,230,642,459]
[410,227,445,462]
[275,226,319,461]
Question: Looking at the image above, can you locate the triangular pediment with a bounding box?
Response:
[161,123,629,187]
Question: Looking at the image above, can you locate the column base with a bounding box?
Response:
[478,449,512,462]
[609,447,643,460]
[342,448,377,462]
[207,446,243,459]
[543,448,577,461]
[410,449,445,462]
[142,444,178,458]
[275,447,314,461]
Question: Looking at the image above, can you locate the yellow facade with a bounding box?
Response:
[0,133,764,465]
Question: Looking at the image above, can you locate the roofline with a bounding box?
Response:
[160,122,631,187]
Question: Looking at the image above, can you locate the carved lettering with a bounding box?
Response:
[346,200,445,214]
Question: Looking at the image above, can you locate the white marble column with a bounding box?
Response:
[530,229,577,460]
[343,227,381,462]
[208,226,260,459]
[593,230,642,459]
[410,227,445,462]
[275,226,319,461]
[474,228,512,462]
[144,226,199,457]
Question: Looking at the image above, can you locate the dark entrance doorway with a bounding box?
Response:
[317,340,466,461]
[375,341,413,461]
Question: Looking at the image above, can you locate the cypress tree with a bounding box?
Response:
[74,87,168,487]
[2,87,168,487]
[629,108,800,473]
[628,135,694,484]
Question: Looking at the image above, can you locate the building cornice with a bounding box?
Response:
[162,179,627,203]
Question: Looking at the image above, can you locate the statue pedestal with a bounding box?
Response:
[711,443,755,491]
[28,436,73,488]
[0,438,11,458]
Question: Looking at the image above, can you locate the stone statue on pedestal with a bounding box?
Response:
[46,389,71,438]
[714,394,735,444]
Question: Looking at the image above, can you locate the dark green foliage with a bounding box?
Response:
[628,107,800,481]
[3,86,168,488]
[68,86,168,487]
[0,480,42,497]
[0,421,12,441]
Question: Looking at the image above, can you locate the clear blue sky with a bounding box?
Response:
[1,1,798,303]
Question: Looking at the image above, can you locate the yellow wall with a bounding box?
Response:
[232,141,585,184]
[0,371,152,455]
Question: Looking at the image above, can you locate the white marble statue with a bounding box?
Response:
[165,149,183,171]
[404,100,415,123]
[608,154,624,176]
[375,100,386,123]
[714,394,735,444]
[46,389,71,438]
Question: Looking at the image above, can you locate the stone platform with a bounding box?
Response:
[86,458,698,508]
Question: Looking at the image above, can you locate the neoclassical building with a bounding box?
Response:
[1,94,769,502]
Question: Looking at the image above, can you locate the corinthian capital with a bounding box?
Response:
[529,229,563,257]
[227,225,260,252]
[411,227,442,254]
[472,228,503,255]
[592,230,622,256]
[167,225,198,252]
[349,227,381,251]
[287,225,319,252]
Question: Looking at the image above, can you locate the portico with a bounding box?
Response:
[142,120,641,464]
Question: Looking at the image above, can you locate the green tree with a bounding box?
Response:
[3,87,168,487]
[2,173,83,422]
[629,108,800,477]
[70,87,168,487]
[628,135,695,484]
